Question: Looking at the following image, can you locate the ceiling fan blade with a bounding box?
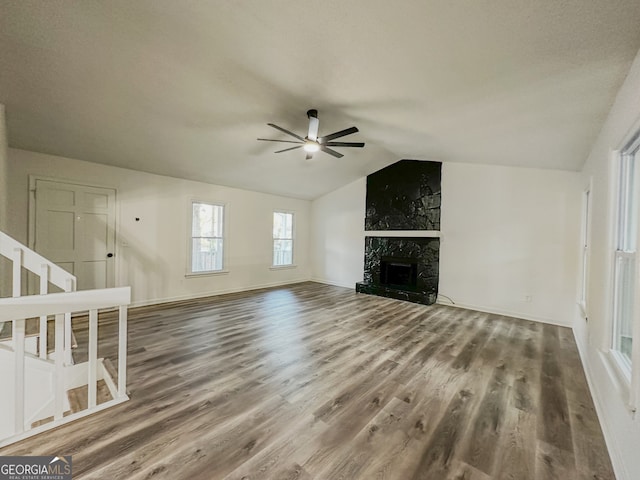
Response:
[307,111,319,141]
[274,145,303,153]
[267,123,305,141]
[324,141,365,148]
[318,126,359,143]
[320,146,344,158]
[257,138,303,144]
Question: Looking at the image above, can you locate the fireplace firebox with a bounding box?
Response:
[380,257,418,289]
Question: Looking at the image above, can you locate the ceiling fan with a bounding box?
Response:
[258,109,364,160]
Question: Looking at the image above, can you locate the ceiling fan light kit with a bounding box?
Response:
[303,142,320,153]
[257,109,364,160]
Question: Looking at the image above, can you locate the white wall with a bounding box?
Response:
[7,148,311,306]
[0,105,10,297]
[310,177,366,287]
[575,48,640,480]
[439,163,580,325]
[0,105,8,231]
[310,162,581,327]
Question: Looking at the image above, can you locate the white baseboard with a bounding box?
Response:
[309,280,570,328]
[309,277,355,289]
[308,279,569,328]
[129,277,312,308]
[435,300,571,328]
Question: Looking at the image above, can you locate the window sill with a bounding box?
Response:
[609,349,632,384]
[600,348,636,416]
[185,269,229,278]
[269,264,297,271]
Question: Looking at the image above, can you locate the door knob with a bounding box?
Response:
[107,253,114,258]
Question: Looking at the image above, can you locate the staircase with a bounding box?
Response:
[0,231,131,447]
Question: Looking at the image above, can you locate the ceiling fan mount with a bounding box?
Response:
[258,109,364,160]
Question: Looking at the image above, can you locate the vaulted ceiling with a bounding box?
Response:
[1,1,640,199]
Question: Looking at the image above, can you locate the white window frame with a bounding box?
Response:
[609,129,640,414]
[611,151,637,379]
[271,210,295,269]
[187,200,228,276]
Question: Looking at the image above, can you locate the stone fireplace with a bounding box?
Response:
[356,159,441,305]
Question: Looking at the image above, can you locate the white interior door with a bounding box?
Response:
[33,179,116,290]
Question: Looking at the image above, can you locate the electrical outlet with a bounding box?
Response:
[525,295,532,303]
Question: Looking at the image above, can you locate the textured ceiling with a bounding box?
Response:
[1,0,640,199]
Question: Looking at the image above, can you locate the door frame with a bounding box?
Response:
[28,175,119,291]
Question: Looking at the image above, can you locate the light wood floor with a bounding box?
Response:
[1,282,614,479]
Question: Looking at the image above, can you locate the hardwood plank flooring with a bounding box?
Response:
[0,282,614,479]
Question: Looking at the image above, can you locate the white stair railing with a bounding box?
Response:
[0,231,131,447]
[1,230,76,364]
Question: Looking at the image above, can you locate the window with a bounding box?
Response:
[612,142,640,374]
[273,211,293,266]
[190,202,224,273]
